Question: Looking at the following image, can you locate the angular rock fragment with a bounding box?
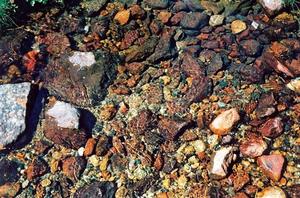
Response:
[25,158,48,181]
[95,135,111,156]
[0,182,20,197]
[256,186,286,198]
[158,117,190,141]
[43,50,120,106]
[209,108,240,136]
[180,12,209,29]
[62,157,86,181]
[257,154,285,181]
[231,20,247,34]
[258,0,283,16]
[228,171,250,191]
[255,93,276,118]
[74,181,117,198]
[240,39,262,57]
[209,15,224,27]
[128,110,157,135]
[0,82,32,147]
[44,100,90,149]
[258,117,283,138]
[287,78,300,93]
[210,146,237,179]
[240,134,267,158]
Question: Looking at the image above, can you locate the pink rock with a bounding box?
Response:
[258,117,283,138]
[257,154,285,181]
[240,133,267,158]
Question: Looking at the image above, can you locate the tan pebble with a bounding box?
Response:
[231,20,247,34]
[41,178,51,187]
[255,186,286,198]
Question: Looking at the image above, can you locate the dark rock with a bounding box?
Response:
[81,0,108,16]
[0,158,20,186]
[162,156,176,173]
[207,53,223,75]
[74,181,117,198]
[172,1,188,12]
[202,40,219,49]
[144,0,170,9]
[158,117,190,141]
[34,140,52,155]
[43,50,120,106]
[148,28,177,63]
[25,158,48,181]
[170,12,185,25]
[184,0,203,11]
[120,30,140,50]
[128,176,157,197]
[90,17,110,38]
[255,93,276,118]
[95,135,111,156]
[111,154,128,172]
[59,15,85,34]
[145,131,165,148]
[229,63,265,84]
[287,185,300,198]
[128,110,157,135]
[62,157,86,181]
[258,117,283,138]
[240,39,262,57]
[257,154,285,181]
[180,12,209,29]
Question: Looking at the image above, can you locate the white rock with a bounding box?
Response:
[255,186,286,198]
[251,21,259,29]
[209,15,225,27]
[261,0,283,11]
[210,146,237,179]
[68,51,96,69]
[46,101,80,129]
[192,140,206,153]
[287,78,300,93]
[78,147,85,156]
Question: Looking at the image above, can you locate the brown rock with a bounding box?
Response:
[209,108,240,136]
[120,30,139,50]
[62,157,86,181]
[26,158,48,181]
[228,171,250,191]
[258,117,283,138]
[99,104,117,121]
[129,5,145,19]
[257,154,285,181]
[34,140,52,155]
[125,62,145,75]
[170,12,185,25]
[287,56,300,76]
[255,93,276,118]
[240,133,267,158]
[256,186,286,198]
[128,110,157,135]
[84,138,96,157]
[114,10,130,25]
[95,135,111,156]
[0,183,20,197]
[233,192,249,198]
[158,117,190,141]
[154,153,164,171]
[262,52,294,77]
[158,11,172,24]
[287,184,300,198]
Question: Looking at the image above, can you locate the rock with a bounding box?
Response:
[114,10,130,25]
[287,78,300,93]
[207,53,223,75]
[209,15,225,27]
[180,12,209,29]
[158,11,172,24]
[129,4,146,19]
[41,32,71,56]
[0,158,20,185]
[255,93,276,118]
[44,100,89,149]
[258,117,283,138]
[240,134,267,158]
[95,135,111,156]
[128,110,157,135]
[233,192,249,198]
[200,1,224,14]
[286,185,300,198]
[74,181,117,198]
[228,171,250,191]
[44,50,120,106]
[80,0,108,15]
[256,186,286,198]
[184,0,204,11]
[125,62,145,75]
[209,108,240,136]
[84,138,96,157]
[262,52,294,77]
[62,157,86,181]
[0,82,32,147]
[158,117,190,141]
[240,39,262,57]
[258,0,283,16]
[144,0,169,9]
[257,154,285,181]
[210,146,237,179]
[231,20,247,34]
[120,30,140,50]
[25,158,48,181]
[0,183,20,197]
[68,52,96,69]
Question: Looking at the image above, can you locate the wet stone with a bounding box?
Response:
[257,154,285,181]
[0,158,20,186]
[180,12,209,30]
[74,181,117,198]
[0,82,32,147]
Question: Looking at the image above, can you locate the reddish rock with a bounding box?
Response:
[240,39,262,57]
[255,93,276,118]
[26,158,48,181]
[257,154,285,181]
[62,157,86,181]
[129,5,145,19]
[228,171,250,191]
[262,52,294,77]
[158,117,190,141]
[39,32,71,56]
[120,30,139,50]
[0,183,20,197]
[287,56,300,76]
[84,138,96,157]
[233,192,249,198]
[158,11,172,24]
[170,12,185,25]
[201,40,219,49]
[143,84,163,104]
[180,12,209,29]
[240,133,267,158]
[34,140,52,155]
[258,117,283,138]
[128,110,157,135]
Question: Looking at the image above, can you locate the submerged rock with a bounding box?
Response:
[0,83,32,147]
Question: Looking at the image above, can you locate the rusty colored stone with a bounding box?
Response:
[258,117,283,138]
[228,171,250,191]
[62,157,86,181]
[84,138,96,157]
[158,117,190,141]
[240,133,267,158]
[128,110,157,135]
[26,158,48,181]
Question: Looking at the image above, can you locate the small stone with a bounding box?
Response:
[231,20,247,34]
[257,154,285,181]
[0,158,20,185]
[78,147,85,156]
[68,52,96,69]
[192,140,206,153]
[210,146,237,179]
[99,104,117,121]
[180,12,209,29]
[41,178,51,187]
[228,171,250,191]
[114,10,130,25]
[158,11,172,24]
[129,4,145,19]
[209,108,240,136]
[0,82,32,146]
[240,39,262,57]
[95,135,111,156]
[287,78,300,93]
[258,0,283,16]
[74,181,117,198]
[258,117,283,138]
[209,15,225,27]
[144,0,170,9]
[128,110,157,135]
[25,158,48,181]
[240,134,267,158]
[158,117,190,141]
[256,186,286,198]
[62,157,86,181]
[0,183,20,197]
[84,138,96,157]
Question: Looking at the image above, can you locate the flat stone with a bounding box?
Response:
[0,82,31,147]
[209,108,240,136]
[210,146,237,179]
[231,20,247,34]
[258,117,283,138]
[240,134,267,158]
[180,12,209,29]
[62,156,86,181]
[158,117,190,141]
[257,154,285,181]
[209,15,225,27]
[256,186,286,198]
